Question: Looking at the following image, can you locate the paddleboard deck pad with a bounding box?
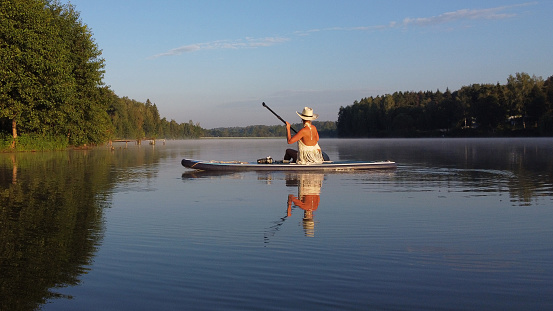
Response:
[181,158,397,171]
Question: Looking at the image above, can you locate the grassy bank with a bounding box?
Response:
[0,134,70,152]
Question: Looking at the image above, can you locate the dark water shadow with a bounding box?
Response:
[0,146,163,310]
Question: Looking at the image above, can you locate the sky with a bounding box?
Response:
[66,0,553,128]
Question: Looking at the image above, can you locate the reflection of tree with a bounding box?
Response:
[507,169,550,206]
[0,151,116,310]
[455,142,553,205]
[338,139,553,205]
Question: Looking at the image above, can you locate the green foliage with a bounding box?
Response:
[337,73,553,137]
[0,133,69,151]
[0,134,11,149]
[106,90,203,139]
[1,0,70,133]
[0,0,111,147]
[312,121,337,137]
[157,119,204,139]
[207,125,285,137]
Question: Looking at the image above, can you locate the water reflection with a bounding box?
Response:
[286,173,324,237]
[181,169,239,180]
[0,145,164,311]
[335,138,553,206]
[0,151,114,310]
[258,172,325,243]
[181,170,327,238]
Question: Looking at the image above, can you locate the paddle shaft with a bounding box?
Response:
[262,102,297,134]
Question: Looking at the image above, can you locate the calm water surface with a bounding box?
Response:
[1,138,552,310]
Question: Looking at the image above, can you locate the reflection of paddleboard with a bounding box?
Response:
[181,158,397,171]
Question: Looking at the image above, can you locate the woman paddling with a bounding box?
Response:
[284,107,325,164]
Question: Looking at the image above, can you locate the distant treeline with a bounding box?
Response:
[338,72,553,137]
[206,121,337,138]
[105,91,203,140]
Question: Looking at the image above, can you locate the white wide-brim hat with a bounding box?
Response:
[296,107,319,121]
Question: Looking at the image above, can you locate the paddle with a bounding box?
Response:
[262,102,298,134]
[262,102,330,161]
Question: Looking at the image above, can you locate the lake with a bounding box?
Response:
[1,138,552,310]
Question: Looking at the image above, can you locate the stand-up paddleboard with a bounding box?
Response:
[181,158,397,172]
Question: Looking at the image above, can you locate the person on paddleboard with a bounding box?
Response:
[284,107,325,164]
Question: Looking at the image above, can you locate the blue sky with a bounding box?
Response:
[67,0,553,128]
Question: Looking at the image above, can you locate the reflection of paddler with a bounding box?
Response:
[286,173,324,237]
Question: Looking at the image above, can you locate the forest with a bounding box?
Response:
[104,91,203,141]
[337,73,553,137]
[0,0,202,151]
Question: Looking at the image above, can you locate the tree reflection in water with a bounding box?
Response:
[0,151,114,310]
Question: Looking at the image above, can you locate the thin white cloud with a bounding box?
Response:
[295,25,387,36]
[310,2,534,33]
[399,3,535,28]
[294,28,321,36]
[152,2,535,58]
[151,37,289,58]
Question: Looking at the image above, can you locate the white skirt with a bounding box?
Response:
[297,140,324,165]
